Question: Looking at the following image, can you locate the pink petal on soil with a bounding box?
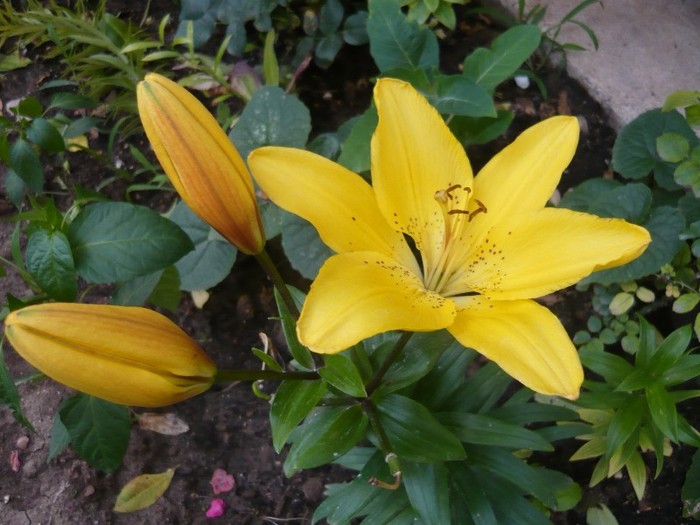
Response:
[10,450,20,472]
[205,498,226,518]
[210,468,235,494]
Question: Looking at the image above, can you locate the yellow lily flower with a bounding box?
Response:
[5,303,216,407]
[137,73,265,255]
[248,79,651,399]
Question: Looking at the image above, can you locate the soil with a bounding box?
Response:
[0,2,696,525]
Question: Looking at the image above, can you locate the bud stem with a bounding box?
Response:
[255,248,300,319]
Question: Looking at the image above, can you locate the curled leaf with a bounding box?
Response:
[137,412,190,436]
[114,468,176,513]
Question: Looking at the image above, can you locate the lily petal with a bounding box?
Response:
[249,147,418,272]
[371,78,473,272]
[470,116,579,235]
[449,296,583,399]
[457,208,651,300]
[298,252,456,353]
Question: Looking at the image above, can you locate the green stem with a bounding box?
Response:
[214,369,319,383]
[365,331,413,395]
[363,399,402,489]
[255,248,300,319]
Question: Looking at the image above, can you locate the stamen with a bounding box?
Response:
[445,184,462,200]
[468,200,488,221]
[434,189,449,203]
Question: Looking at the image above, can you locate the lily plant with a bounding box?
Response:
[248,78,650,399]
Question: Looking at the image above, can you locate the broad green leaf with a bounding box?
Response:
[0,343,33,430]
[314,34,343,68]
[16,96,42,118]
[110,271,163,306]
[449,109,514,145]
[338,107,377,173]
[281,214,333,279]
[343,11,369,45]
[68,202,194,284]
[9,138,43,192]
[59,394,131,472]
[682,449,700,519]
[579,344,634,385]
[25,229,77,301]
[26,118,65,152]
[284,405,368,475]
[48,413,71,461]
[375,394,465,462]
[48,92,98,111]
[663,90,700,112]
[612,108,698,185]
[148,265,181,311]
[561,180,651,222]
[367,0,438,72]
[320,353,367,397]
[169,201,236,291]
[402,461,450,525]
[430,75,495,117]
[319,0,344,35]
[412,343,474,411]
[273,286,315,370]
[437,412,553,451]
[114,469,176,512]
[229,86,311,160]
[463,24,541,92]
[443,361,511,413]
[608,292,634,315]
[270,380,326,452]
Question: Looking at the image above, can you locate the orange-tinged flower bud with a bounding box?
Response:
[4,303,217,407]
[137,73,265,255]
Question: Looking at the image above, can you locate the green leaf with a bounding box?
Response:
[26,118,65,153]
[114,468,175,512]
[449,463,498,525]
[25,229,77,301]
[657,132,690,163]
[682,449,700,519]
[608,292,634,316]
[437,412,553,451]
[343,11,369,45]
[68,202,194,284]
[379,330,455,394]
[412,343,474,411]
[375,394,465,462]
[586,504,620,525]
[16,96,43,118]
[229,86,311,160]
[48,414,71,462]
[110,271,163,306]
[646,382,679,441]
[449,110,514,145]
[648,324,692,372]
[367,0,438,72]
[9,138,43,192]
[59,394,131,472]
[273,286,315,370]
[663,90,700,112]
[320,353,367,397]
[606,397,644,458]
[148,265,181,311]
[48,92,98,111]
[402,461,450,525]
[463,24,541,92]
[338,107,377,173]
[168,201,236,291]
[431,75,496,117]
[444,362,511,413]
[281,214,333,279]
[270,380,326,452]
[612,108,699,185]
[319,0,344,35]
[0,343,33,430]
[284,405,368,475]
[315,34,343,68]
[625,450,647,501]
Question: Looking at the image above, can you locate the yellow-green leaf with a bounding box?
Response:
[114,468,176,512]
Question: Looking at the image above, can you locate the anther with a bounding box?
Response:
[468,200,488,221]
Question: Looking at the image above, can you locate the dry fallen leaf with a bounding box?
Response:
[137,412,190,435]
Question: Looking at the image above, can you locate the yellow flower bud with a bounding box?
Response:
[137,73,265,255]
[5,303,217,407]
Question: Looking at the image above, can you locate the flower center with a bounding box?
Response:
[424,183,487,295]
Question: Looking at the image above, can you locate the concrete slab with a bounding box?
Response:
[491,0,700,130]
